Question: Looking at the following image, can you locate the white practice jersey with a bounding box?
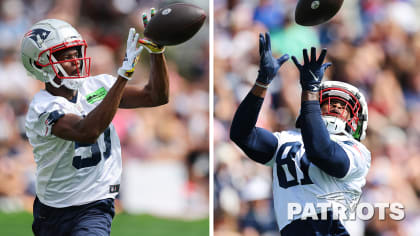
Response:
[26,74,122,208]
[265,130,370,231]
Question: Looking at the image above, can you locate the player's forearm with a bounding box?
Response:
[300,99,331,155]
[118,55,168,109]
[230,91,278,164]
[300,91,329,157]
[231,91,264,140]
[302,90,319,101]
[78,77,127,142]
[251,83,268,98]
[299,99,350,178]
[147,53,169,106]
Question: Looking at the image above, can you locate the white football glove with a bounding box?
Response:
[139,8,165,54]
[118,28,143,80]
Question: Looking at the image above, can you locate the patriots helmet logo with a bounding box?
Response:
[25,28,51,48]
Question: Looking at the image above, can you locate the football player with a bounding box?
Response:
[230,32,370,235]
[22,10,167,236]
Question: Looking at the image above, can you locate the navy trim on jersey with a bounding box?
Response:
[230,92,278,164]
[69,91,78,103]
[46,110,64,125]
[38,111,46,119]
[300,101,350,178]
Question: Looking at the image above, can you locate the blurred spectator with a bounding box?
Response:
[253,0,285,31]
[238,176,277,236]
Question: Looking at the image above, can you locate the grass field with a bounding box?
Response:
[0,211,209,236]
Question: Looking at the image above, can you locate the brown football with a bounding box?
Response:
[144,3,206,46]
[295,0,344,26]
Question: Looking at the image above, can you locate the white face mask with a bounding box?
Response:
[62,78,85,90]
[322,115,347,135]
[47,53,87,90]
[47,76,85,90]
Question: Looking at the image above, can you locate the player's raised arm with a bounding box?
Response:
[292,47,350,178]
[52,28,142,144]
[119,9,169,108]
[230,32,289,164]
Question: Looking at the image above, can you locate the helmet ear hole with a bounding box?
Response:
[30,59,43,69]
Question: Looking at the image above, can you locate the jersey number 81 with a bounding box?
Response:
[276,141,313,188]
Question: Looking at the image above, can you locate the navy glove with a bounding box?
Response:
[292,47,331,92]
[256,32,289,87]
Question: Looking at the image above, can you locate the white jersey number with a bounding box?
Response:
[72,127,111,169]
[276,141,313,188]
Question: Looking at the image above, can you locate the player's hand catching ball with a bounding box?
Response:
[256,32,289,88]
[139,8,165,54]
[118,28,143,80]
[292,47,331,92]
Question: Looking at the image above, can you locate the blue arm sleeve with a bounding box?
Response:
[300,101,350,178]
[230,92,278,164]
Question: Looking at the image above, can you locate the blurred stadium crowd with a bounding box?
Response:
[214,0,420,235]
[0,0,209,219]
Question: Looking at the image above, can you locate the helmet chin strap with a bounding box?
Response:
[47,75,62,88]
[62,79,84,90]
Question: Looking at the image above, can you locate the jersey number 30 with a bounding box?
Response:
[276,141,313,188]
[72,127,111,169]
